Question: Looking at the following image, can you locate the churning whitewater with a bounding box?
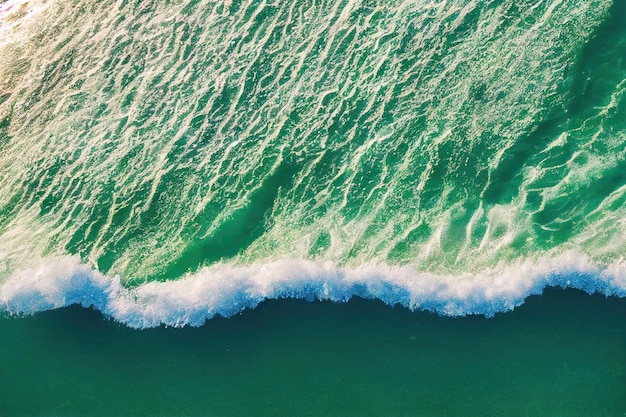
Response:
[2,253,626,328]
[1,0,626,327]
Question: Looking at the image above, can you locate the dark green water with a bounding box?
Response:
[1,288,625,416]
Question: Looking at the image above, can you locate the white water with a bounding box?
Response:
[1,253,625,328]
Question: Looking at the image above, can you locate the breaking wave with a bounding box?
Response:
[2,254,626,328]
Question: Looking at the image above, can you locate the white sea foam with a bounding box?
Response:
[0,0,48,38]
[1,253,625,328]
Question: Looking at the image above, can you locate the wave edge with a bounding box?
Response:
[1,253,626,328]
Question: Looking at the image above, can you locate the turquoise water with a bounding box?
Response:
[0,0,626,413]
[1,0,626,326]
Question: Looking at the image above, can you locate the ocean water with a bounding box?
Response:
[1,289,625,416]
[0,0,626,413]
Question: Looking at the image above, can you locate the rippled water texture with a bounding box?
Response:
[1,0,626,326]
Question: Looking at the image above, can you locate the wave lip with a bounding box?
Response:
[1,253,626,329]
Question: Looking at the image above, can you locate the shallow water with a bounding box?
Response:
[1,288,625,416]
[1,0,626,325]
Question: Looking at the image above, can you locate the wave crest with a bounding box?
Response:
[1,253,625,328]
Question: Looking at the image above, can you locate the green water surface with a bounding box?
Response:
[1,0,626,283]
[1,288,624,417]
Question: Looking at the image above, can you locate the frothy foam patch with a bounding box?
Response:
[0,0,21,15]
[1,253,626,328]
[0,0,48,38]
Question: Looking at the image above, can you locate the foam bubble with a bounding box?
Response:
[1,253,625,328]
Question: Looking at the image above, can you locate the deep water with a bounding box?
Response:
[1,288,625,417]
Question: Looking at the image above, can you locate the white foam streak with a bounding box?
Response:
[1,254,625,328]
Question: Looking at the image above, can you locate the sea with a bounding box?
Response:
[0,0,625,415]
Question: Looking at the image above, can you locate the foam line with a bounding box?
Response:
[1,253,626,329]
